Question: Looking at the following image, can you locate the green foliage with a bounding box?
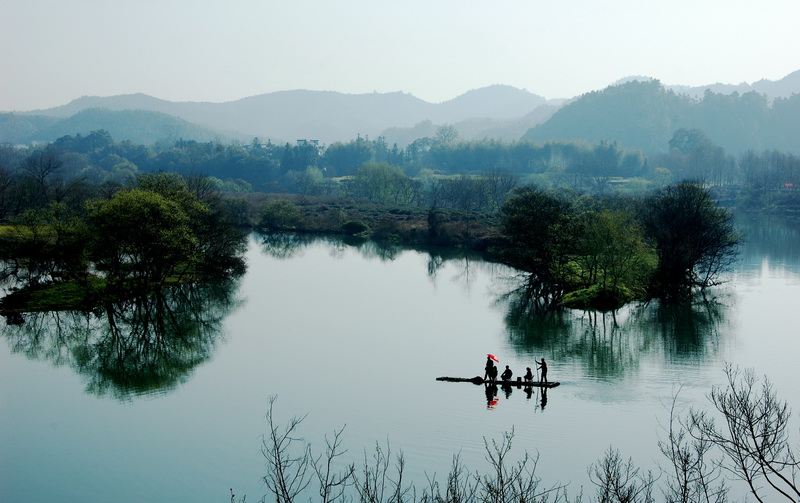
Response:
[87,188,197,286]
[524,80,683,154]
[523,80,800,155]
[570,209,657,301]
[560,283,635,311]
[347,162,420,205]
[258,199,302,231]
[323,137,373,176]
[293,165,324,195]
[501,183,736,310]
[0,277,105,313]
[500,186,576,279]
[641,181,740,301]
[0,203,90,286]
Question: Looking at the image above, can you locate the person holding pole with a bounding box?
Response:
[536,358,548,384]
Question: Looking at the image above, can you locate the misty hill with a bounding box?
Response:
[0,113,60,144]
[522,79,800,154]
[379,102,561,146]
[7,87,554,146]
[1,107,233,145]
[4,70,798,150]
[668,69,800,100]
[436,85,549,120]
[7,108,230,145]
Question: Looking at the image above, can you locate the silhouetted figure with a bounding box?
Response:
[524,367,533,382]
[537,358,548,384]
[488,365,498,381]
[484,357,495,381]
[500,365,512,381]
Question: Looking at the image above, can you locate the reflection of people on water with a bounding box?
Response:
[524,367,533,382]
[541,388,548,410]
[537,358,548,384]
[501,382,513,398]
[500,365,513,381]
[525,387,533,400]
[484,356,495,381]
[485,384,498,409]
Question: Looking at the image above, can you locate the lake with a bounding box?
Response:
[1,215,799,503]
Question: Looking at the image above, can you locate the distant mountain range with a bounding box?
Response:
[0,86,558,146]
[1,70,798,154]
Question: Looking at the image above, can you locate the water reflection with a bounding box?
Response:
[736,214,800,270]
[483,381,551,411]
[503,278,730,378]
[1,279,242,400]
[257,232,496,285]
[485,383,498,409]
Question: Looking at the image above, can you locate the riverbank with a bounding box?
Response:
[245,193,505,253]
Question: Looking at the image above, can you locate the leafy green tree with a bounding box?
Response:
[500,186,577,310]
[435,124,459,144]
[87,189,197,288]
[348,162,419,204]
[1,203,90,287]
[258,199,302,231]
[293,166,324,195]
[565,209,657,310]
[641,181,739,301]
[323,138,372,176]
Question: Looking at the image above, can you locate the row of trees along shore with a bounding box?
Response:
[2,126,799,212]
[0,126,753,312]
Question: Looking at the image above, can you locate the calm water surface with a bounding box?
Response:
[1,216,799,503]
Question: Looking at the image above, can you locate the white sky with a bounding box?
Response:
[1,0,798,111]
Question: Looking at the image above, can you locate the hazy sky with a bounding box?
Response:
[2,0,798,111]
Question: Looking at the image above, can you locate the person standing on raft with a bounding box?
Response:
[536,358,548,384]
[484,356,495,381]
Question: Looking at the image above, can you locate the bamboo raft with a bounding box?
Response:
[436,376,560,388]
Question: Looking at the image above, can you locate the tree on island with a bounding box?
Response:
[499,182,738,310]
[641,181,740,301]
[0,172,246,315]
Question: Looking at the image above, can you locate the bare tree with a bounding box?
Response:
[687,365,799,502]
[588,447,655,503]
[311,427,355,503]
[479,428,569,503]
[353,441,414,503]
[658,392,728,503]
[261,396,312,503]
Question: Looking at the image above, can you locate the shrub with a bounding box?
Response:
[259,200,302,231]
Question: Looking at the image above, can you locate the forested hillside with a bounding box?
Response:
[1,108,228,145]
[523,80,800,155]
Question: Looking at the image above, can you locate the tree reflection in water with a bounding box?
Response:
[1,278,242,400]
[258,232,492,285]
[503,275,730,379]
